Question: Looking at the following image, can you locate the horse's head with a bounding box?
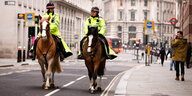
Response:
[86,27,99,52]
[39,16,51,40]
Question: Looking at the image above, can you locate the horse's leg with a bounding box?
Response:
[89,61,101,93]
[45,59,53,89]
[38,59,46,89]
[85,61,95,92]
[97,59,106,91]
[50,72,55,88]
[97,76,102,91]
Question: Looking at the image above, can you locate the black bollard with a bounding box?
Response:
[17,46,22,62]
[23,47,26,62]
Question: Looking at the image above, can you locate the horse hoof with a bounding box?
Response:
[42,83,45,89]
[49,84,55,89]
[44,86,49,90]
[97,87,102,91]
[89,89,95,94]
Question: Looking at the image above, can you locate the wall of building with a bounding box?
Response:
[0,0,49,58]
[104,0,177,48]
[0,0,92,58]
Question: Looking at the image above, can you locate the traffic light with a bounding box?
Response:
[28,27,35,37]
[136,44,139,47]
[35,16,39,24]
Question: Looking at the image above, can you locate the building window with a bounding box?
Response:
[157,12,159,21]
[118,26,122,31]
[144,0,148,6]
[131,11,135,21]
[120,0,123,6]
[131,0,135,6]
[118,10,123,21]
[144,11,148,20]
[157,1,159,7]
[129,26,136,32]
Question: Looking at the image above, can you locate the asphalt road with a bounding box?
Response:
[0,51,140,96]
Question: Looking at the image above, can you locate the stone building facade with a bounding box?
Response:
[0,0,92,58]
[104,0,177,48]
[179,0,192,42]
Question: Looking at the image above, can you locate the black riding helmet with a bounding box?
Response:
[91,7,99,12]
[46,2,55,9]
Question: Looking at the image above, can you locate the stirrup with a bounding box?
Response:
[32,54,36,61]
[77,54,84,59]
[63,52,73,58]
[107,55,117,60]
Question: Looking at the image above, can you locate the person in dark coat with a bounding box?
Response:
[171,31,188,81]
[159,47,166,66]
[186,42,191,68]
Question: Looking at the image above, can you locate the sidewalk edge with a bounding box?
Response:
[114,65,144,96]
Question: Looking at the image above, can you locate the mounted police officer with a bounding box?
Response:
[78,7,117,59]
[31,2,72,60]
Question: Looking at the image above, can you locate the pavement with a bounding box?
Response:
[115,60,192,96]
[1,51,192,96]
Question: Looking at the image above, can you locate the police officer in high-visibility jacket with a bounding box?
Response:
[78,7,117,60]
[31,2,72,60]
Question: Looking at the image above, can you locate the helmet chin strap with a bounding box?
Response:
[47,10,54,15]
[91,14,99,18]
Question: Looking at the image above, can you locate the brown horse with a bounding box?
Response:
[36,16,62,89]
[82,27,106,93]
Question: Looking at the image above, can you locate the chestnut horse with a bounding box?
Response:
[82,27,106,93]
[36,16,62,89]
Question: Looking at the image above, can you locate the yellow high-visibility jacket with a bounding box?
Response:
[84,16,106,36]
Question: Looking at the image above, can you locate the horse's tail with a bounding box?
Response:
[57,64,63,73]
[55,56,63,73]
[56,63,63,73]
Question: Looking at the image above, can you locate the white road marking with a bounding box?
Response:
[101,71,126,96]
[44,75,87,96]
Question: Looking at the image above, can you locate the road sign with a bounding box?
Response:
[73,34,79,42]
[25,21,35,27]
[170,18,178,25]
[144,21,154,29]
[74,35,78,39]
[24,13,35,21]
[18,13,24,19]
[144,29,154,35]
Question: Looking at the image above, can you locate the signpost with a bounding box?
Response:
[144,21,154,66]
[73,34,79,62]
[144,21,154,35]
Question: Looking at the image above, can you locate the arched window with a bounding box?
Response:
[118,26,122,31]
[129,26,136,32]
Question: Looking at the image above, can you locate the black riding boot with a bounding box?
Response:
[32,37,40,60]
[55,37,72,60]
[98,34,111,59]
[98,34,117,59]
[77,37,86,59]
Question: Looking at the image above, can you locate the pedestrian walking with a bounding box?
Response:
[141,52,144,60]
[171,31,188,81]
[186,42,191,68]
[159,47,166,66]
[166,47,175,71]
